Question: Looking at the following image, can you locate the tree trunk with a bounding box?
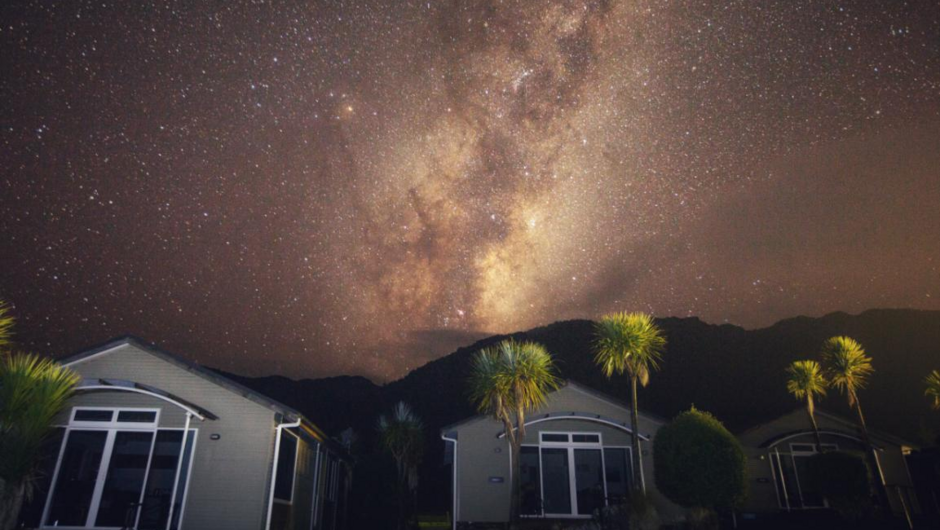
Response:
[509,438,521,525]
[630,376,643,492]
[500,415,521,526]
[0,479,25,530]
[852,393,891,511]
[807,398,824,453]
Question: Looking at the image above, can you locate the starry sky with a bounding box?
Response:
[1,0,939,382]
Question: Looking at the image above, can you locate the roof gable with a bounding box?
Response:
[62,336,304,421]
[440,379,663,433]
[737,407,915,449]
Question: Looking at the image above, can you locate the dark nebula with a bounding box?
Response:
[1,0,939,381]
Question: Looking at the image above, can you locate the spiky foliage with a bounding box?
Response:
[468,339,560,522]
[787,360,828,410]
[0,352,80,530]
[821,336,873,406]
[594,312,666,385]
[468,340,561,438]
[787,360,828,451]
[0,301,13,349]
[377,402,424,530]
[594,312,666,490]
[820,336,889,509]
[926,370,940,410]
[377,401,424,487]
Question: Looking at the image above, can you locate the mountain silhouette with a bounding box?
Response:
[221,308,940,520]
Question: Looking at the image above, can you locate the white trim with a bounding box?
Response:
[164,412,193,530]
[40,428,71,527]
[170,428,198,530]
[40,423,196,530]
[499,415,650,441]
[75,385,207,421]
[265,419,301,530]
[441,434,458,530]
[62,344,127,368]
[273,430,301,505]
[765,430,869,449]
[773,448,791,512]
[310,442,322,530]
[134,424,161,529]
[529,433,610,519]
[85,430,115,527]
[70,406,161,430]
[772,442,840,510]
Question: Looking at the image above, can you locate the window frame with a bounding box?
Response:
[69,406,161,430]
[273,429,300,505]
[40,407,200,530]
[523,431,612,519]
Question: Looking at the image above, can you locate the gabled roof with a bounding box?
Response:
[737,407,917,450]
[60,336,351,459]
[440,379,664,434]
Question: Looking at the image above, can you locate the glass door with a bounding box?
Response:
[540,448,571,515]
[95,431,155,527]
[138,431,195,530]
[46,430,109,526]
[574,449,605,515]
[43,408,195,529]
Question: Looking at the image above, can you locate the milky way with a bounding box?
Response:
[2,0,939,381]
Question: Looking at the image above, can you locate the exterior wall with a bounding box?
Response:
[271,435,320,530]
[60,343,279,530]
[738,409,918,516]
[451,384,682,524]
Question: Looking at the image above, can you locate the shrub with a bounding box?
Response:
[653,408,747,512]
[591,493,660,530]
[805,451,872,519]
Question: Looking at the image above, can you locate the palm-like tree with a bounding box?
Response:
[0,301,13,348]
[786,360,828,451]
[926,370,940,410]
[377,401,424,530]
[821,336,888,507]
[0,353,81,530]
[468,340,560,523]
[593,312,666,491]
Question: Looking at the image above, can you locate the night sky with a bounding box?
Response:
[2,1,939,382]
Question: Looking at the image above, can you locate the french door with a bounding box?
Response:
[42,408,195,530]
[522,432,633,518]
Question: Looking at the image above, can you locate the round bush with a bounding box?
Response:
[653,408,747,510]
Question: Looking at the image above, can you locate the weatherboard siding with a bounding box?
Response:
[451,384,680,524]
[63,343,279,530]
[738,408,918,516]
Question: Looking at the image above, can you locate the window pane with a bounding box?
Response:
[274,433,298,501]
[575,449,605,515]
[118,410,158,423]
[793,455,825,508]
[95,431,155,527]
[520,447,541,515]
[139,430,188,530]
[74,409,114,422]
[169,432,195,530]
[542,433,568,442]
[46,430,109,526]
[19,429,66,528]
[603,448,631,505]
[773,453,803,509]
[572,434,600,443]
[541,448,571,514]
